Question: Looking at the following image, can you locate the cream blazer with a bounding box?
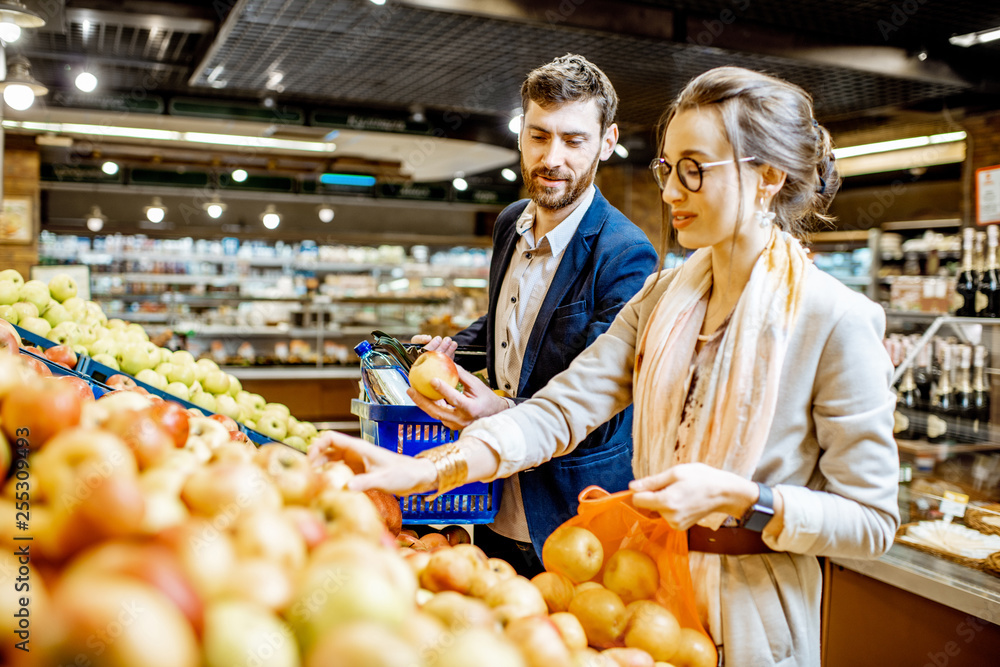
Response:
[465,264,901,666]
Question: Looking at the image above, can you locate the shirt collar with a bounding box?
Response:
[514,184,596,258]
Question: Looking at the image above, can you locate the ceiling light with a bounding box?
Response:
[203,197,226,219]
[144,197,167,223]
[369,0,387,5]
[949,26,1000,48]
[1,55,47,111]
[261,205,281,229]
[75,71,97,92]
[0,1,45,28]
[508,113,522,134]
[452,176,469,191]
[265,71,284,90]
[614,144,629,158]
[833,131,967,159]
[0,21,21,43]
[501,168,517,182]
[317,205,335,223]
[101,160,119,175]
[231,168,248,183]
[85,206,106,232]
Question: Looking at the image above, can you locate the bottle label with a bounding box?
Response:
[950,293,966,314]
[926,414,947,439]
[976,291,990,314]
[893,410,910,435]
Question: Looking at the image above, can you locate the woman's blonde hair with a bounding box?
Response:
[658,66,840,241]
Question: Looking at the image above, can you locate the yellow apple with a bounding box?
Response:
[484,575,549,625]
[304,620,415,667]
[568,587,627,648]
[408,349,460,400]
[542,525,604,584]
[202,600,299,667]
[668,628,717,667]
[434,627,527,667]
[506,615,574,667]
[420,590,497,631]
[623,601,681,662]
[550,611,589,651]
[532,571,577,613]
[602,647,656,667]
[603,549,659,604]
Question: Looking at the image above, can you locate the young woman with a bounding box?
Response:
[311,67,900,665]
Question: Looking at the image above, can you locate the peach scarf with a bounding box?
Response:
[632,228,809,530]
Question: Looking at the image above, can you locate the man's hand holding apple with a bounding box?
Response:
[407,365,510,431]
[409,335,458,360]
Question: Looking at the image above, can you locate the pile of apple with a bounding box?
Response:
[389,522,717,667]
[0,268,319,452]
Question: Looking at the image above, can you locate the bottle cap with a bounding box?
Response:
[354,340,373,357]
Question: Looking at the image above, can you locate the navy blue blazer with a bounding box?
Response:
[452,187,658,555]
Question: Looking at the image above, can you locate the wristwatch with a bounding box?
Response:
[741,482,774,532]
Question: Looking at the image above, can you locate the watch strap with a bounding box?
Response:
[742,482,774,532]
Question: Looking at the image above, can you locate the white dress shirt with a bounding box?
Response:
[490,184,596,542]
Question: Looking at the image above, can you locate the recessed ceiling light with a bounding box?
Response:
[0,21,21,43]
[452,177,468,191]
[614,144,629,158]
[75,71,98,93]
[317,205,335,223]
[85,205,106,232]
[144,197,167,223]
[261,205,281,229]
[508,114,522,134]
[832,131,967,159]
[501,168,517,182]
[101,160,119,175]
[231,169,248,183]
[949,26,1000,47]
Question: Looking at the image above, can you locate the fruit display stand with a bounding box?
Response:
[351,398,501,524]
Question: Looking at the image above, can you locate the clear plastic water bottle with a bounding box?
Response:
[355,341,415,406]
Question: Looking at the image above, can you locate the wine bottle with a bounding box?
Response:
[913,341,933,410]
[894,353,921,441]
[977,225,1000,318]
[954,227,978,317]
[928,344,955,444]
[972,345,991,441]
[954,345,974,442]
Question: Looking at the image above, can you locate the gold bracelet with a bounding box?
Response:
[415,442,468,500]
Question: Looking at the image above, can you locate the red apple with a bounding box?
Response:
[365,488,403,537]
[255,443,320,505]
[282,505,328,550]
[181,460,282,517]
[208,413,239,433]
[420,532,451,550]
[106,374,138,390]
[19,353,51,377]
[54,375,95,403]
[443,525,472,545]
[103,409,175,469]
[0,376,84,449]
[44,344,78,369]
[408,349,460,400]
[146,401,190,448]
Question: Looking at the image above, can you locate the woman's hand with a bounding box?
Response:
[308,430,437,495]
[629,463,759,531]
[407,365,510,431]
[411,335,458,360]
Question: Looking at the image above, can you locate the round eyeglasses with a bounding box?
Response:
[648,156,757,192]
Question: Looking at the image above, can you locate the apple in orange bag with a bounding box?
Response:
[409,350,460,400]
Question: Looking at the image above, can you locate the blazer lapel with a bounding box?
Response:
[517,190,610,395]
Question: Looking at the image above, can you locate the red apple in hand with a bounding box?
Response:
[409,350,460,400]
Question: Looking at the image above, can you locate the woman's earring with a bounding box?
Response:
[754,196,776,229]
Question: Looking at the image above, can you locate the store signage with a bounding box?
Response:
[169,98,305,125]
[50,91,164,114]
[976,165,1000,224]
[939,490,969,521]
[312,110,431,135]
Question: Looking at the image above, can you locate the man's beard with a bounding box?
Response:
[522,152,601,211]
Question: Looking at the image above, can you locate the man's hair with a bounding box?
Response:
[521,54,618,135]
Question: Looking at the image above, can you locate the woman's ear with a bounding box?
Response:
[759,164,787,200]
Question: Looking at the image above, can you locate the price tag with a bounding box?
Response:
[940,490,969,521]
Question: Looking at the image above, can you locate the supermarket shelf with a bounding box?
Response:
[882,218,962,231]
[885,310,946,321]
[895,438,1000,456]
[121,273,242,286]
[826,275,871,286]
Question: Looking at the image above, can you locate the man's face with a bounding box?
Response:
[519,98,615,211]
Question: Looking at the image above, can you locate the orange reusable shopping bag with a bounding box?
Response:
[546,485,718,665]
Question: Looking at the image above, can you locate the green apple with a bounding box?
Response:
[289,420,317,441]
[0,280,18,306]
[263,402,291,418]
[19,316,51,338]
[202,370,231,395]
[88,337,117,358]
[0,305,17,325]
[254,412,288,442]
[48,274,78,303]
[0,269,24,287]
[190,390,217,413]
[284,435,307,452]
[91,353,120,371]
[166,382,190,401]
[172,350,196,367]
[47,321,80,346]
[195,358,220,382]
[42,302,71,328]
[227,374,242,397]
[120,342,159,376]
[10,302,37,322]
[125,322,149,341]
[75,323,98,347]
[62,296,86,317]
[83,301,107,326]
[166,363,195,387]
[19,280,50,314]
[215,394,244,422]
[107,318,127,330]
[202,600,299,667]
[236,391,267,413]
[72,344,88,358]
[135,368,168,391]
[243,419,256,430]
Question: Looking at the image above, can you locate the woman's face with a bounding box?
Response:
[659,107,761,250]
